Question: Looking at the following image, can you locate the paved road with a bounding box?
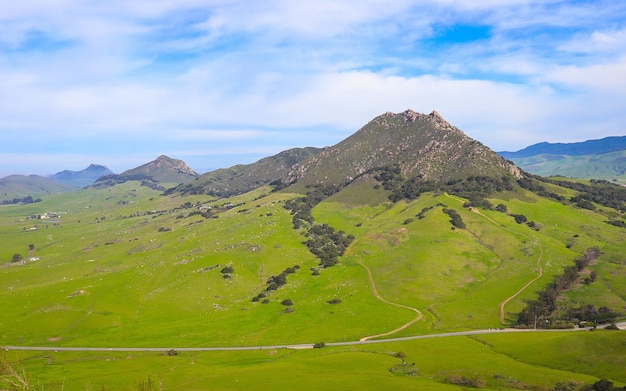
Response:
[4,323,623,352]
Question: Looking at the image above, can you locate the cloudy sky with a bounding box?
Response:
[1,0,625,176]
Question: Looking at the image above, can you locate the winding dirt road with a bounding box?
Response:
[443,193,544,324]
[358,260,423,341]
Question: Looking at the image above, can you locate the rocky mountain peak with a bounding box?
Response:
[136,155,198,179]
[285,109,521,188]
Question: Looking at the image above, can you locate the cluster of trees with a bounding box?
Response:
[304,224,354,268]
[220,265,234,279]
[517,176,566,202]
[516,247,617,328]
[442,208,466,229]
[520,174,626,213]
[284,185,339,229]
[252,265,300,302]
[371,164,517,202]
[553,379,625,391]
[1,195,42,205]
[284,185,353,268]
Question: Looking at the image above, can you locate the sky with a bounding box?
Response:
[1,0,625,177]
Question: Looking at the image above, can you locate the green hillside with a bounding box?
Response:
[508,150,626,184]
[1,175,625,390]
[0,174,75,201]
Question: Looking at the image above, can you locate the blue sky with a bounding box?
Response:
[1,0,625,176]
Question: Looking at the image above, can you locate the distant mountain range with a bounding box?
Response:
[499,136,626,158]
[1,156,197,200]
[499,136,626,184]
[2,124,624,204]
[51,164,115,188]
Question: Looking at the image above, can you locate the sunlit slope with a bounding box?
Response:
[1,179,625,349]
[0,182,407,347]
[314,185,626,334]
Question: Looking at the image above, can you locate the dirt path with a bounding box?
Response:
[443,193,544,325]
[358,260,423,341]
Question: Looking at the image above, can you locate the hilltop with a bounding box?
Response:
[285,110,520,189]
[174,110,521,198]
[93,155,198,188]
[51,164,115,188]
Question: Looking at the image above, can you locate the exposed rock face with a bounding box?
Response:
[285,110,521,187]
[123,155,198,183]
[93,155,198,187]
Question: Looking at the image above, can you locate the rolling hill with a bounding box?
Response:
[171,147,322,197]
[1,110,625,390]
[0,174,75,201]
[499,136,626,184]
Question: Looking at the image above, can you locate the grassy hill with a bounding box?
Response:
[500,136,626,184]
[0,175,75,201]
[1,175,624,389]
[172,147,322,197]
[506,150,626,184]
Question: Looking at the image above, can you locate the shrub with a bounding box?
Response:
[220,265,234,274]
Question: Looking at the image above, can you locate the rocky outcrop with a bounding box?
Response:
[285,110,522,187]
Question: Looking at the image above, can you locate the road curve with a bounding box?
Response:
[358,260,423,341]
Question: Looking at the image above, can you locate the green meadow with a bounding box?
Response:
[2,330,624,390]
[1,180,625,389]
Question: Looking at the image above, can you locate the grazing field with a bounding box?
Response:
[2,330,623,390]
[1,180,625,389]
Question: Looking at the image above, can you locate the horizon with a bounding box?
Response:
[1,1,625,177]
[1,130,624,179]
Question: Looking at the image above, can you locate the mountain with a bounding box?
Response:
[93,155,198,187]
[172,147,322,197]
[499,136,626,184]
[285,110,520,189]
[50,164,115,188]
[499,136,626,158]
[0,174,75,201]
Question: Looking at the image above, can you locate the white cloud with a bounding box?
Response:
[1,0,626,175]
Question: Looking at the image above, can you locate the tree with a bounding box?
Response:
[495,204,507,213]
[280,299,293,306]
[592,379,614,391]
[11,253,22,263]
[220,265,234,274]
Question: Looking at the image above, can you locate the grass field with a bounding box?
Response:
[2,330,623,390]
[1,180,625,389]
